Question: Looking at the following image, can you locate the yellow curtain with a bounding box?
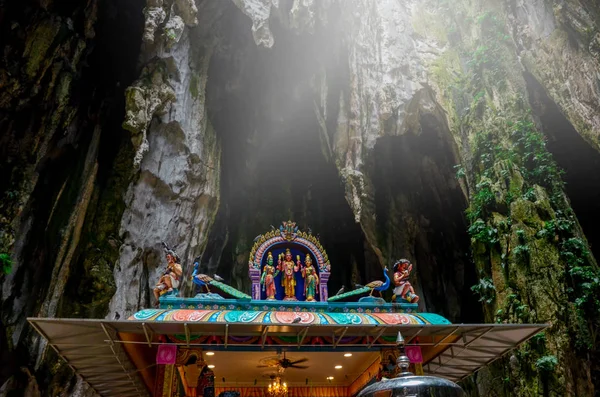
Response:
[214,386,349,397]
[288,387,348,397]
[348,358,381,396]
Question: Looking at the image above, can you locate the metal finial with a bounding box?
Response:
[395,332,413,377]
[396,332,404,345]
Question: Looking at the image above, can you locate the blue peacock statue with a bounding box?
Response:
[190,260,252,301]
[191,260,213,293]
[365,267,390,297]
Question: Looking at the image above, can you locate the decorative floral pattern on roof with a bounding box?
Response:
[129,308,430,325]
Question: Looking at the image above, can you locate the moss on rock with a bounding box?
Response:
[425,3,600,394]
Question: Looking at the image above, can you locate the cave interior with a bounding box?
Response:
[199,2,481,323]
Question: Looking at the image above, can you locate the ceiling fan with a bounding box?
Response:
[257,351,309,370]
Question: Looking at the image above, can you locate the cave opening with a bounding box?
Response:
[524,72,600,260]
[371,113,481,323]
[202,1,368,294]
[0,0,145,392]
[0,0,145,322]
[58,0,146,317]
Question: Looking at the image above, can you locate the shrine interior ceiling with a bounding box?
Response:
[204,350,379,387]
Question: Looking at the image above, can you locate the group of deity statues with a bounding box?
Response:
[152,243,419,306]
[260,248,319,301]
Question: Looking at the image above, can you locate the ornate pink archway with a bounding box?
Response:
[248,221,331,301]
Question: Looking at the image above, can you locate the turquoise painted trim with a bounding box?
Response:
[416,312,453,325]
[129,308,430,325]
[159,296,419,314]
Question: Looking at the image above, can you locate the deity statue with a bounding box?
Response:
[278,248,300,300]
[392,259,419,303]
[301,253,319,301]
[260,252,279,300]
[153,244,183,306]
[198,365,215,397]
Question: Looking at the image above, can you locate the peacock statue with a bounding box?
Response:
[327,267,391,303]
[191,266,213,293]
[365,267,390,297]
[190,260,252,301]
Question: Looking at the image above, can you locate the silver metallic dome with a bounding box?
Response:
[358,332,465,397]
[357,375,465,397]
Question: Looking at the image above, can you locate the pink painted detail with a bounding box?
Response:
[156,344,177,364]
[372,313,413,325]
[274,311,316,324]
[170,310,211,322]
[406,346,423,363]
[255,236,325,265]
[249,266,261,299]
[319,273,330,302]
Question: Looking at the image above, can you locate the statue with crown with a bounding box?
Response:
[302,253,319,302]
[278,248,300,300]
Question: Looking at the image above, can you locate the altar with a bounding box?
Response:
[27,221,547,397]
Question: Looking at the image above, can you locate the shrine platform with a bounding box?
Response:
[160,294,421,315]
[25,222,548,397]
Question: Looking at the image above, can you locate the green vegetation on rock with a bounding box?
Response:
[190,72,200,99]
[471,277,495,304]
[427,5,600,394]
[0,253,11,274]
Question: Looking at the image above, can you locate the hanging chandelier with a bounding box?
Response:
[267,376,288,397]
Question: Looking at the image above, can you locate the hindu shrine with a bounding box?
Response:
[28,221,546,396]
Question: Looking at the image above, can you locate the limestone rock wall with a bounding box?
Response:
[108,0,223,317]
[507,0,600,150]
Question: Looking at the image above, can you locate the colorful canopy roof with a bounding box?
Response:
[28,313,546,397]
[129,308,443,326]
